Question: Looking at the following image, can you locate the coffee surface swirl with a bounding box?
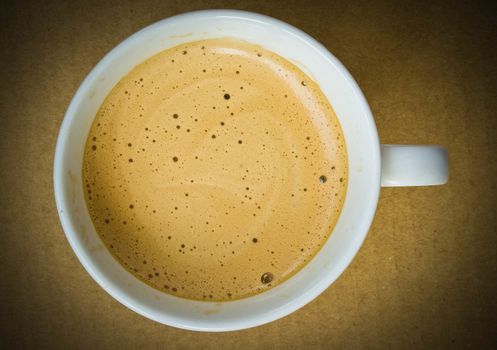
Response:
[83,38,347,301]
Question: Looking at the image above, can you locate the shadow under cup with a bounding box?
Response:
[54,10,381,331]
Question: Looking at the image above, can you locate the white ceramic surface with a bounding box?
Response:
[381,145,448,186]
[54,10,448,331]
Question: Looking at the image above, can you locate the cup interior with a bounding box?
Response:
[54,10,381,331]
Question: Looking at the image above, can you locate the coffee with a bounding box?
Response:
[83,38,347,301]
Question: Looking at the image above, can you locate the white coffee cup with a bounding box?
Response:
[54,10,448,331]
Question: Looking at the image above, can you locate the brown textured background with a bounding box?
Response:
[1,0,496,348]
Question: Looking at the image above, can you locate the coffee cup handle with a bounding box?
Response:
[380,145,449,187]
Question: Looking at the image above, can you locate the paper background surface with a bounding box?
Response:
[1,0,496,348]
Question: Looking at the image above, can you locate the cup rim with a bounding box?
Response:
[54,9,381,331]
